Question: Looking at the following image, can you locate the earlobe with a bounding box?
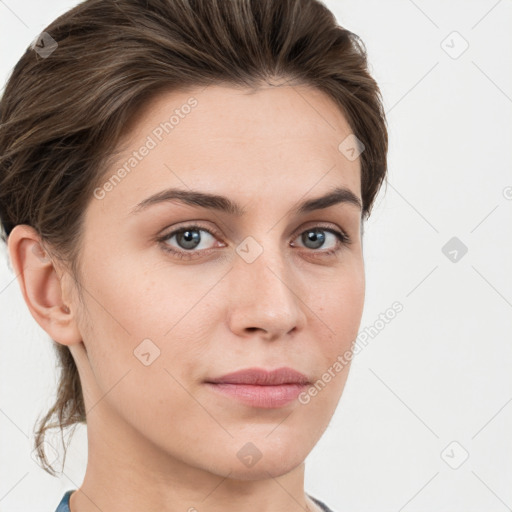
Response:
[7,224,82,347]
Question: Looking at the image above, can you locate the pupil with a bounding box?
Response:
[304,229,325,249]
[179,229,200,249]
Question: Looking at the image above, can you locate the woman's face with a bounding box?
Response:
[67,83,365,479]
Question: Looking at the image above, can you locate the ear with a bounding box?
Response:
[7,224,82,347]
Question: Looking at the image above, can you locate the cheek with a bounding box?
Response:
[78,251,191,339]
[74,262,206,437]
[77,254,216,387]
[298,278,364,430]
[315,262,365,344]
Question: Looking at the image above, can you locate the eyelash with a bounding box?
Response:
[156,223,352,261]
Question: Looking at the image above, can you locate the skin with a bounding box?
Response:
[9,83,365,512]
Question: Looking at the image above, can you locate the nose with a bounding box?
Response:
[226,242,307,341]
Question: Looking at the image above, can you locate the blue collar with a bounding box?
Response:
[55,490,74,512]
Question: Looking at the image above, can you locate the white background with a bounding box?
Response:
[1,1,511,511]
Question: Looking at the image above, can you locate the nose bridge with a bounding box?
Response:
[227,233,305,337]
[244,245,290,301]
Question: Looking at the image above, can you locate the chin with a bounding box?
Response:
[206,438,308,481]
[220,457,305,481]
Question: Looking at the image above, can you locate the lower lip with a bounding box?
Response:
[204,382,308,408]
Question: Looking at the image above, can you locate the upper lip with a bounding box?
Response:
[205,367,311,386]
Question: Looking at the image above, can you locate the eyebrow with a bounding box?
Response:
[129,185,362,216]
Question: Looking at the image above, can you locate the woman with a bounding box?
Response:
[0,0,388,510]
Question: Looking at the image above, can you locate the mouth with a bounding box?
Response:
[204,367,311,409]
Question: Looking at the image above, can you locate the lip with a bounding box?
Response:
[204,367,311,408]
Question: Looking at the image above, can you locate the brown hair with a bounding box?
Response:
[0,0,388,476]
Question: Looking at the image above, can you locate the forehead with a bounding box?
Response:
[92,84,362,218]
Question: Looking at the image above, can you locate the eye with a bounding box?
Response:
[157,223,351,261]
[157,224,223,260]
[291,226,351,255]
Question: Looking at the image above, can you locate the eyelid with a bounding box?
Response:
[158,220,349,244]
[158,221,223,241]
[290,221,351,243]
[155,222,225,261]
